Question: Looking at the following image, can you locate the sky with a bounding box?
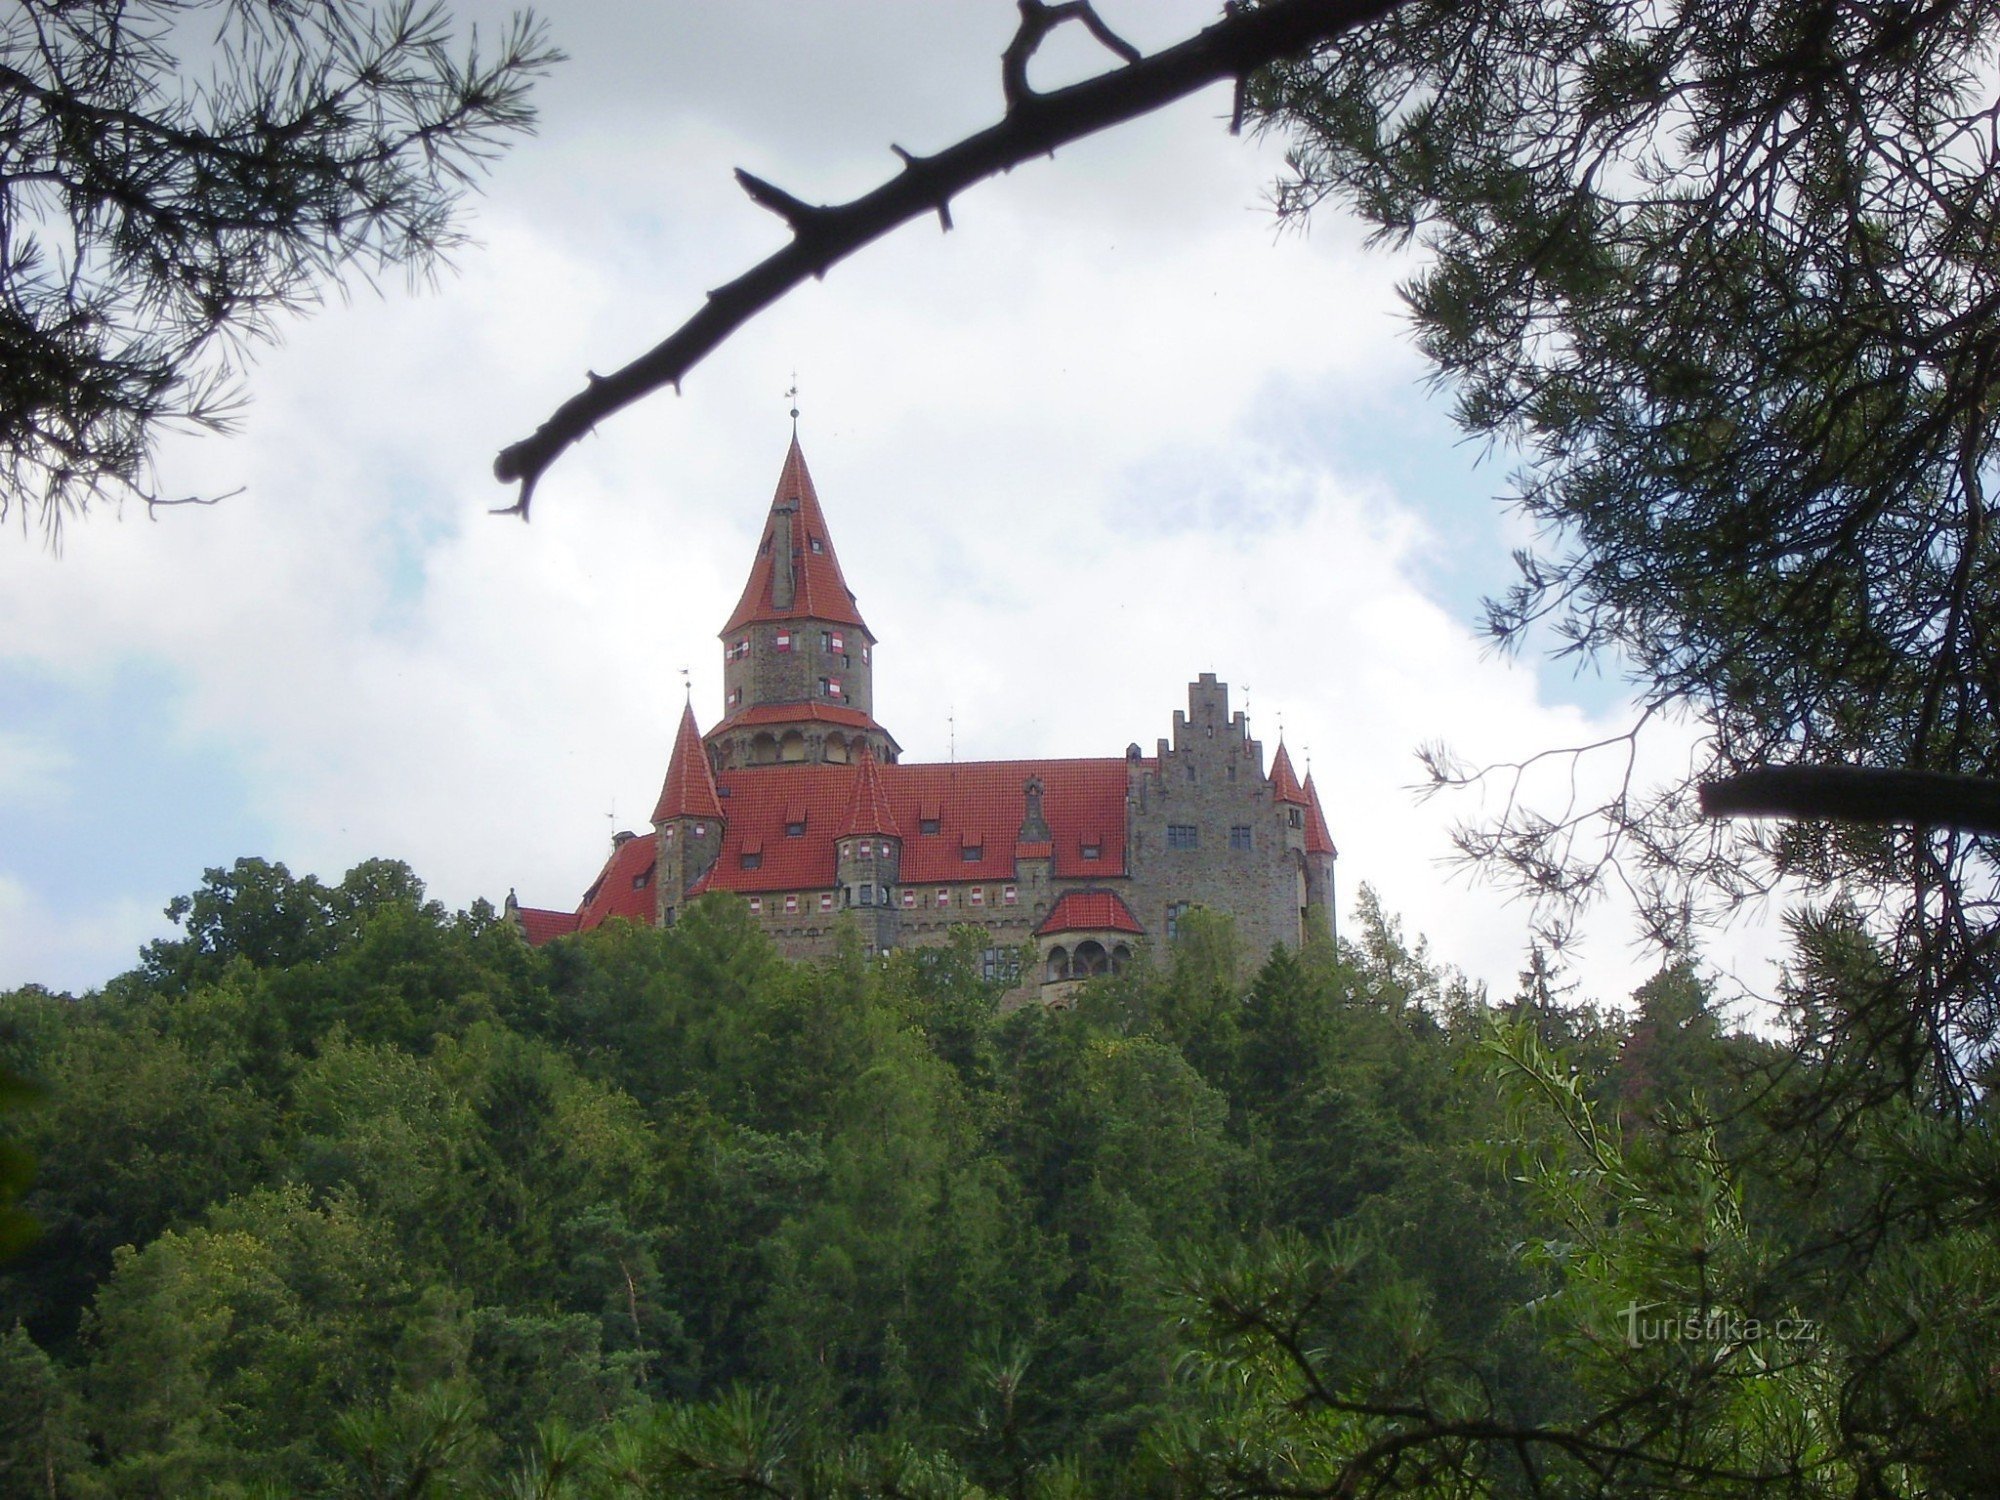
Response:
[0,0,1792,1007]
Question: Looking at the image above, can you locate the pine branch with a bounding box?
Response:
[1700,766,2000,836]
[490,0,1413,518]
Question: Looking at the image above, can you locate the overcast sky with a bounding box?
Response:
[0,0,1790,1007]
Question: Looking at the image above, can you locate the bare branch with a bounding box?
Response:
[1701,766,2000,837]
[491,0,1414,518]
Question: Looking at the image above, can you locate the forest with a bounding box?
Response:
[3,855,1991,1497]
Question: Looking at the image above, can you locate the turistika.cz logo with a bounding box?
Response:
[1620,1302,1820,1349]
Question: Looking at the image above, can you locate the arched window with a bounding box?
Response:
[779,730,807,762]
[751,732,779,765]
[1045,946,1070,983]
[1074,940,1108,977]
[1111,943,1132,974]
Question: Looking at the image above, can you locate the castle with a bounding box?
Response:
[509,436,1337,1002]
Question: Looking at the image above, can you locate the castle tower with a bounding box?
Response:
[707,437,901,770]
[834,747,902,952]
[652,699,726,924]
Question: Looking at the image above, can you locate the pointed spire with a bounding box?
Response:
[722,435,870,634]
[836,747,901,838]
[652,700,725,823]
[1269,742,1309,805]
[1302,771,1338,856]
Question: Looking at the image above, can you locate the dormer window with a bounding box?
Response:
[1081,842,1102,860]
[633,870,651,889]
[740,852,762,870]
[920,817,940,835]
[809,536,825,554]
[962,844,983,862]
[786,819,806,837]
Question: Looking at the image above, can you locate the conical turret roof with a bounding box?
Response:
[1302,771,1337,856]
[722,436,870,635]
[652,700,726,823]
[835,747,901,838]
[1270,742,1309,805]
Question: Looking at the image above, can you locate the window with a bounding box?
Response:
[920,817,940,835]
[861,644,871,663]
[749,896,763,915]
[633,869,651,889]
[740,852,761,870]
[961,844,983,862]
[775,631,791,652]
[828,676,842,697]
[820,630,832,651]
[969,887,984,907]
[787,820,806,837]
[1288,807,1303,829]
[728,687,743,706]
[859,884,875,906]
[936,888,951,907]
[820,892,834,912]
[1003,885,1018,906]
[1081,842,1102,860]
[1230,825,1253,851]
[731,637,749,660]
[693,823,706,837]
[1167,824,1198,850]
[1167,901,1192,940]
[831,631,844,653]
[902,889,917,908]
[784,894,799,914]
[809,535,825,554]
[981,947,1022,985]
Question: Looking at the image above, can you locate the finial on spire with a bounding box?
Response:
[786,371,799,432]
[679,665,691,701]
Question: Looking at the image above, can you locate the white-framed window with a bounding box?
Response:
[748,896,762,915]
[936,888,950,908]
[969,887,984,907]
[902,889,917,908]
[784,894,799,914]
[775,631,792,652]
[1003,885,1017,906]
[820,892,834,911]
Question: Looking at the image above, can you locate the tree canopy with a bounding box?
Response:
[1,0,558,536]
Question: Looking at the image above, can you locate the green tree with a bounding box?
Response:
[2,0,558,533]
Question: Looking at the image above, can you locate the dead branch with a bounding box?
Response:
[491,0,1413,519]
[1701,766,2000,836]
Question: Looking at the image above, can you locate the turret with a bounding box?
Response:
[834,748,901,951]
[652,700,726,924]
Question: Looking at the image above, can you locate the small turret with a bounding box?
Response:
[652,700,726,923]
[834,748,901,951]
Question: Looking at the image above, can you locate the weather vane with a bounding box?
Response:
[786,371,799,430]
[679,665,691,700]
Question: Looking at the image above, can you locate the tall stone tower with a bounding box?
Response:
[706,437,900,770]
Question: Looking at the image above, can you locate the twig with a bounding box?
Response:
[491,0,1412,518]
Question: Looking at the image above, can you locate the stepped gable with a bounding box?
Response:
[1269,742,1309,805]
[836,748,900,838]
[575,833,658,931]
[722,435,869,634]
[1302,771,1338,857]
[1036,889,1145,937]
[652,700,725,823]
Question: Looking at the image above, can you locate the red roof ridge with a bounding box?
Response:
[1270,742,1308,805]
[836,748,901,837]
[721,435,870,634]
[653,700,726,823]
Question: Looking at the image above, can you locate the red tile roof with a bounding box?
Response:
[1302,771,1337,857]
[652,700,725,823]
[575,833,658,931]
[1036,889,1145,937]
[694,756,1132,893]
[721,437,871,634]
[836,749,900,837]
[516,906,581,945]
[1269,742,1308,805]
[712,701,883,734]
